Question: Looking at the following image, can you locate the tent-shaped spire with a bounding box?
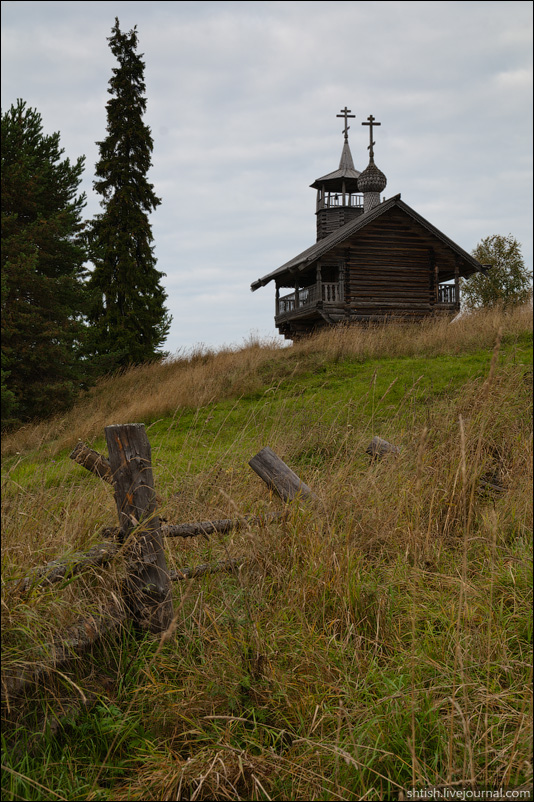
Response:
[310,139,361,192]
[310,106,360,192]
[339,137,356,171]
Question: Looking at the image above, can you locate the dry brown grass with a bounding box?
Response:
[2,303,531,461]
[1,302,532,800]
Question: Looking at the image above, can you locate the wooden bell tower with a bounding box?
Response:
[311,107,364,241]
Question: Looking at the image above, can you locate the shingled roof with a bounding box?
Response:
[250,194,485,291]
[309,139,361,192]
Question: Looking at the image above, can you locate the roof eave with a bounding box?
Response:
[250,193,487,291]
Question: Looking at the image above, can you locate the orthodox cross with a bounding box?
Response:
[362,114,381,160]
[336,106,355,140]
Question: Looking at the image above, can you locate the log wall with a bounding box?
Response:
[344,210,433,318]
[316,206,363,241]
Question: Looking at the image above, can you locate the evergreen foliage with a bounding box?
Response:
[1,100,87,426]
[86,18,171,374]
[462,234,532,310]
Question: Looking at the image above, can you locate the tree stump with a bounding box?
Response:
[105,423,173,634]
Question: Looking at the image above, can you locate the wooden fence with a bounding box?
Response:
[3,425,397,701]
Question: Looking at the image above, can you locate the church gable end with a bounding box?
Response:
[343,207,435,318]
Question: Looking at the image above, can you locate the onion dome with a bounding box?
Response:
[357,157,387,194]
[358,115,387,211]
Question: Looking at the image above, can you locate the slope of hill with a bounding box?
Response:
[2,305,532,801]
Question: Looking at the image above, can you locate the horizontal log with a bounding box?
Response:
[347,268,428,275]
[15,541,120,592]
[347,271,429,278]
[170,558,246,581]
[1,601,127,703]
[163,512,283,538]
[348,285,430,291]
[2,558,248,701]
[348,302,431,310]
[69,442,113,483]
[249,446,317,502]
[347,287,430,293]
[12,514,284,593]
[351,282,430,287]
[348,288,429,295]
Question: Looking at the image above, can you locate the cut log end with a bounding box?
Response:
[69,442,113,483]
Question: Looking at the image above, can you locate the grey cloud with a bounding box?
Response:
[2,0,532,352]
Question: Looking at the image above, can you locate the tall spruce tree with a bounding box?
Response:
[1,100,87,426]
[86,18,170,373]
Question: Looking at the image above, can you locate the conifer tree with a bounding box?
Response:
[1,100,87,425]
[86,18,170,373]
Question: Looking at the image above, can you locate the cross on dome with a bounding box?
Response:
[336,106,355,140]
[361,114,381,160]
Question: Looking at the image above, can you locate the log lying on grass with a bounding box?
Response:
[13,514,283,594]
[15,540,120,593]
[170,558,245,581]
[1,601,127,704]
[249,447,317,502]
[163,512,284,538]
[2,556,248,703]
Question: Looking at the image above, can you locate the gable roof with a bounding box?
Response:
[251,194,486,291]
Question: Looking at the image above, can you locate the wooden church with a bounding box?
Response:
[251,108,488,340]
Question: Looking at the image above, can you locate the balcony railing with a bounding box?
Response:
[278,283,340,315]
[318,193,363,210]
[278,282,458,317]
[437,284,457,305]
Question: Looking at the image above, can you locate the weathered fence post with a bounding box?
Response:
[105,423,173,634]
[249,446,317,502]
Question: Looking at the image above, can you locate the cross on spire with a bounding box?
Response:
[336,106,355,140]
[362,114,381,160]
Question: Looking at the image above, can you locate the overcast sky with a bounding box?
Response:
[2,1,532,355]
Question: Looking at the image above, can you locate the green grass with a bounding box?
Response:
[2,309,532,801]
[7,334,530,491]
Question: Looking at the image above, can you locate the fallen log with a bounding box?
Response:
[163,512,284,538]
[2,558,248,703]
[12,514,284,594]
[249,447,317,502]
[170,558,245,581]
[14,541,120,593]
[1,601,127,704]
[69,442,113,483]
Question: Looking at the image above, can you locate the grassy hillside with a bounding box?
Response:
[2,305,533,801]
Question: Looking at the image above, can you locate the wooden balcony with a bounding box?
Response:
[435,283,460,311]
[277,282,341,318]
[276,281,459,325]
[317,192,364,210]
[438,284,457,304]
